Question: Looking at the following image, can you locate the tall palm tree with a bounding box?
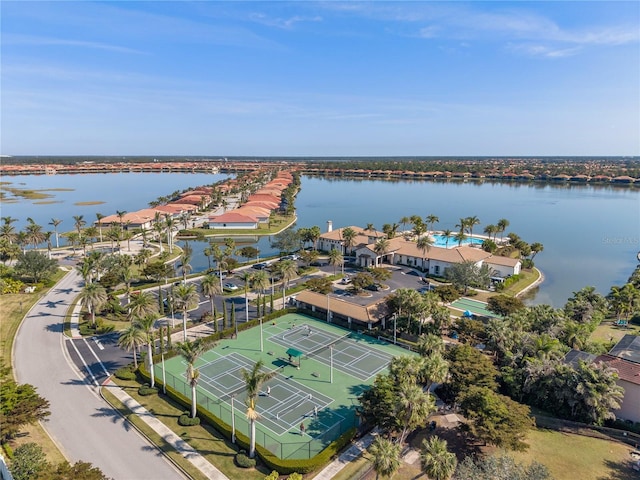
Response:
[118,324,146,368]
[368,436,401,480]
[420,436,457,480]
[24,218,45,249]
[95,212,105,243]
[328,248,344,275]
[453,231,467,247]
[72,215,86,236]
[465,215,480,239]
[134,314,158,387]
[173,283,200,341]
[426,214,439,235]
[275,259,297,309]
[416,235,433,272]
[441,229,453,248]
[416,333,445,357]
[164,214,175,253]
[201,274,222,331]
[79,282,107,328]
[127,291,158,322]
[252,270,270,318]
[0,221,17,245]
[483,224,497,241]
[116,210,127,232]
[497,218,510,242]
[49,218,62,248]
[399,216,411,234]
[455,217,467,237]
[365,223,375,232]
[44,231,53,259]
[396,382,435,443]
[240,360,279,458]
[175,338,216,418]
[180,242,193,281]
[341,227,357,257]
[153,221,164,253]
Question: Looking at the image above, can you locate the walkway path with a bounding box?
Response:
[104,383,230,480]
[312,429,378,480]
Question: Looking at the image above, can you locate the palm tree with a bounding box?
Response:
[118,324,146,368]
[49,218,62,248]
[412,218,427,238]
[396,382,435,443]
[374,238,390,267]
[341,227,357,257]
[95,212,105,243]
[399,216,411,234]
[275,259,297,309]
[420,436,457,480]
[416,235,433,272]
[426,214,439,235]
[134,314,158,387]
[127,291,158,322]
[79,282,107,328]
[164,214,175,253]
[497,218,510,242]
[71,215,86,236]
[175,338,216,418]
[180,242,193,281]
[465,215,480,240]
[416,333,445,357]
[368,436,401,480]
[453,231,467,247]
[201,274,222,331]
[24,219,45,249]
[0,221,17,245]
[153,221,164,253]
[328,248,344,275]
[308,225,321,251]
[441,229,453,248]
[116,210,127,232]
[173,283,200,341]
[44,231,53,259]
[241,360,279,458]
[483,224,498,241]
[365,223,375,232]
[252,270,270,318]
[530,242,544,260]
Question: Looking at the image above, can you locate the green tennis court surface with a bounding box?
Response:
[450,297,501,318]
[156,313,414,459]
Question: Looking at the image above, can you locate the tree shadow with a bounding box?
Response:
[597,458,639,480]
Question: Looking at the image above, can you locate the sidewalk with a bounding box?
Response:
[103,381,230,480]
[312,428,378,480]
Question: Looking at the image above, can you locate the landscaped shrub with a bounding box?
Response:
[264,471,279,480]
[114,367,137,380]
[287,473,302,480]
[235,451,256,468]
[178,412,200,426]
[138,384,158,396]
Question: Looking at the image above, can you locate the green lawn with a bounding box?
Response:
[510,428,637,480]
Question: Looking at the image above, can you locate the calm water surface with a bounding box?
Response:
[3,173,639,307]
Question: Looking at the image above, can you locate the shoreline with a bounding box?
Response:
[515,267,545,298]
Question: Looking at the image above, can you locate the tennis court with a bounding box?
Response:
[156,313,414,459]
[450,297,500,318]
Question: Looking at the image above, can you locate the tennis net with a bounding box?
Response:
[217,383,247,403]
[304,332,352,360]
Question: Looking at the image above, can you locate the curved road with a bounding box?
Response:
[13,270,183,480]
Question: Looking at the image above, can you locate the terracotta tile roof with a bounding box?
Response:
[595,354,640,385]
[319,226,386,243]
[295,290,388,324]
[385,237,491,263]
[210,212,258,223]
[486,255,521,267]
[248,193,281,204]
[244,200,279,210]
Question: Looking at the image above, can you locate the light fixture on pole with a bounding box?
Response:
[260,317,263,352]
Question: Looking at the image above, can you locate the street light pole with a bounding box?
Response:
[161,352,166,395]
[260,317,263,352]
[330,346,334,383]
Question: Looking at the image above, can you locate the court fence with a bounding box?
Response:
[158,368,356,460]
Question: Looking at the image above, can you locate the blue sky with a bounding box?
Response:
[2,1,639,156]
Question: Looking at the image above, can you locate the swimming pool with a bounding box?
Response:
[431,234,484,248]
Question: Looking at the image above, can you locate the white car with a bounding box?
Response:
[223,283,239,291]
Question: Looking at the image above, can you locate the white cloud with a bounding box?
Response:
[248,13,323,29]
[507,43,583,59]
[2,34,147,54]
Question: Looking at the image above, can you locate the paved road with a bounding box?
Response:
[14,270,184,480]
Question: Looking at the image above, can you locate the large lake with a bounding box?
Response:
[2,173,639,307]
